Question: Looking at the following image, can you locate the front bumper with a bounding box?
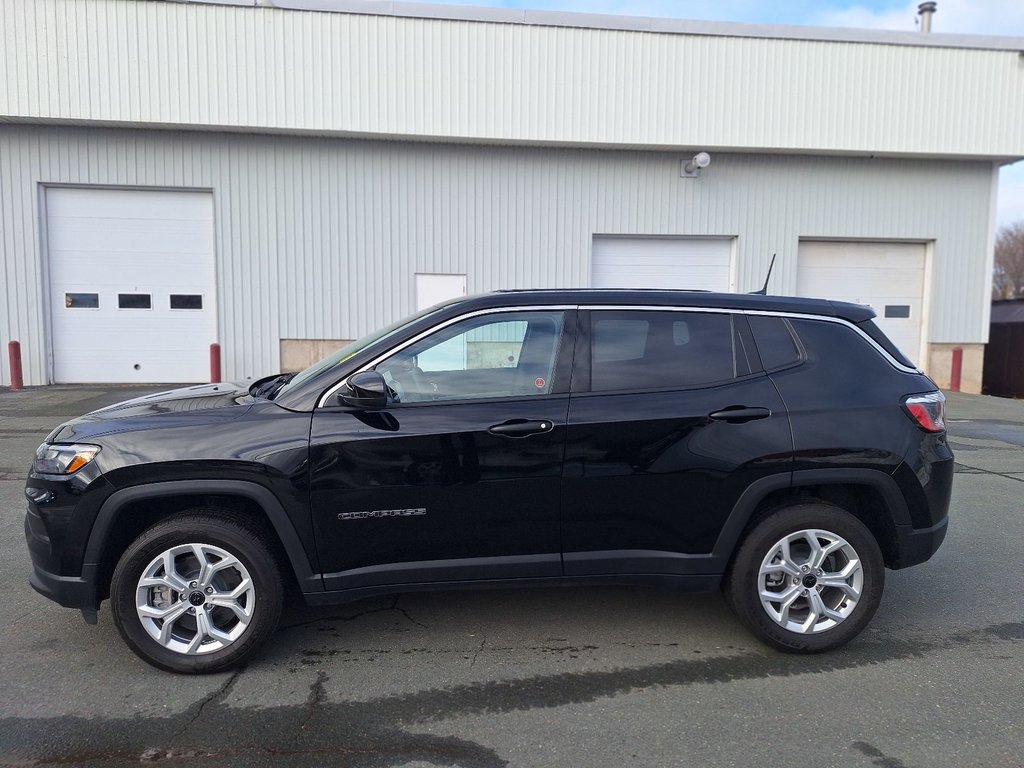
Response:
[25,511,99,610]
[28,561,98,610]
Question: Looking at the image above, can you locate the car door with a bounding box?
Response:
[310,308,576,591]
[561,308,792,576]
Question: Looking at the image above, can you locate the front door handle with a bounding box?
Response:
[708,406,772,424]
[488,419,555,438]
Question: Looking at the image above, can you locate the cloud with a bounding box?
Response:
[475,0,1024,34]
[810,0,1024,35]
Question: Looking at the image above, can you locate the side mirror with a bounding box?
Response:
[338,371,389,410]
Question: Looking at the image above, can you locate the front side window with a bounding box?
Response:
[376,311,564,403]
[590,310,739,391]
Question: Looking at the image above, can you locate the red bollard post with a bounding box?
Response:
[210,343,222,384]
[8,341,23,391]
[950,347,963,393]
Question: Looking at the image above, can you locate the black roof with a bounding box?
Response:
[459,289,876,322]
[991,298,1024,325]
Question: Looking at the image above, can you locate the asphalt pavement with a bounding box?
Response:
[0,385,1021,767]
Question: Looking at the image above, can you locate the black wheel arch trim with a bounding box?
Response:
[84,480,323,593]
[712,467,913,562]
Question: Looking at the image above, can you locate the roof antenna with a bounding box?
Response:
[751,253,777,295]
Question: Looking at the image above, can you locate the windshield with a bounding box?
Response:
[273,303,451,399]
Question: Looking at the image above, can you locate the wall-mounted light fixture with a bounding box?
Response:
[681,152,712,178]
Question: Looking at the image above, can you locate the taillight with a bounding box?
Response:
[903,391,946,432]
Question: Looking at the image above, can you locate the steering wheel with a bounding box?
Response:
[379,359,435,402]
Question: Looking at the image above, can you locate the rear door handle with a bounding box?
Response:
[708,406,772,424]
[488,419,555,437]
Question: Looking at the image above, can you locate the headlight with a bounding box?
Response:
[33,443,101,475]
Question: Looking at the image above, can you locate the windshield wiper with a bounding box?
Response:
[249,372,297,400]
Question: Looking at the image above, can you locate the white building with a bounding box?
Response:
[2,0,1022,391]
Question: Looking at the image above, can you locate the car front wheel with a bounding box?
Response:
[110,511,283,673]
[727,503,885,653]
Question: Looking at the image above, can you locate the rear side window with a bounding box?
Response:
[748,315,802,371]
[857,319,916,368]
[789,317,905,383]
[590,311,743,391]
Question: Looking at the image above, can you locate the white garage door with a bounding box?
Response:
[592,236,733,292]
[46,187,217,383]
[797,241,926,364]
[416,273,467,311]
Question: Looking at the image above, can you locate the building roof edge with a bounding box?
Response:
[241,0,1024,52]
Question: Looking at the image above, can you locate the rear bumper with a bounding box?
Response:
[893,516,949,569]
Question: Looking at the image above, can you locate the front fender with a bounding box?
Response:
[84,479,322,594]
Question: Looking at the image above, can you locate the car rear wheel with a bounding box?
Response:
[727,503,884,653]
[110,511,283,673]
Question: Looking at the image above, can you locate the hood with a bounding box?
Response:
[46,382,257,443]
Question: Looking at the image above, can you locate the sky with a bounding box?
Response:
[406,0,1024,229]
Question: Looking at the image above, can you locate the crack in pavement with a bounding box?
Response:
[278,605,396,632]
[1,622,1019,767]
[171,667,243,741]
[954,461,1024,483]
[469,635,486,668]
[277,595,430,632]
[393,594,431,629]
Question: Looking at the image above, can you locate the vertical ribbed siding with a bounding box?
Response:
[2,0,1023,157]
[0,125,996,385]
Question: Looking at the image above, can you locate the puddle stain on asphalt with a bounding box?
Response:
[851,741,909,768]
[1,622,1020,767]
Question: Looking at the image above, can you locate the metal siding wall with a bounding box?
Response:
[2,0,1023,158]
[0,125,996,385]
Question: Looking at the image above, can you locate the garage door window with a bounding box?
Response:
[590,311,742,391]
[65,293,99,309]
[118,294,152,310]
[170,294,204,310]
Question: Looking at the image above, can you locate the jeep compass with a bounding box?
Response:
[25,290,952,673]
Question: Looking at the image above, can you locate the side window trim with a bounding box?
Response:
[316,304,917,408]
[569,310,592,394]
[733,313,760,375]
[740,309,918,374]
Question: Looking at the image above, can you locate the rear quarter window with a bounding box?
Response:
[747,315,803,371]
[789,318,901,381]
[856,319,916,368]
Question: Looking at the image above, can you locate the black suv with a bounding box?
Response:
[25,290,952,673]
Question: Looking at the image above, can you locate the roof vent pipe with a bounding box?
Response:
[917,2,937,32]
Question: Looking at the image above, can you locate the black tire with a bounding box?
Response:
[726,503,884,653]
[110,511,284,674]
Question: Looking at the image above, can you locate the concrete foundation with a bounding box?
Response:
[927,343,985,394]
[280,339,353,373]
